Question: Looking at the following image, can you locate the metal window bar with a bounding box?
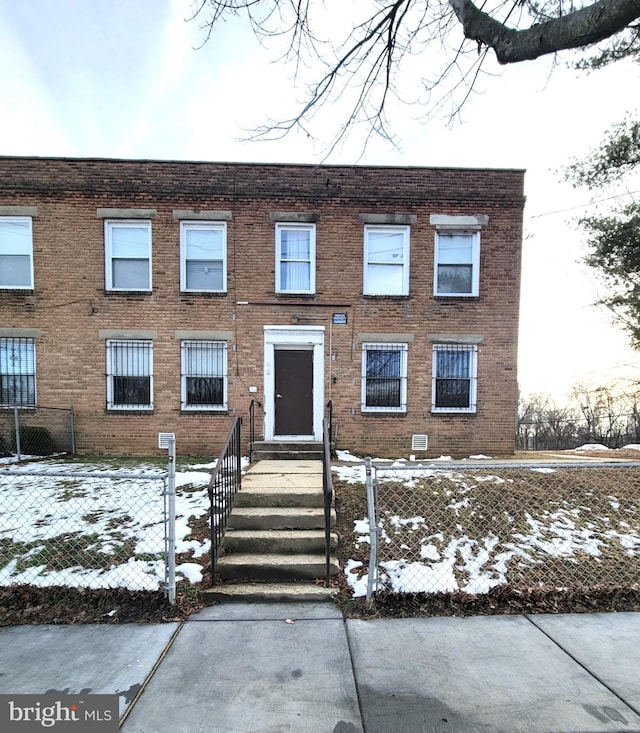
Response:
[182,340,227,409]
[434,344,476,410]
[362,344,406,410]
[0,338,36,407]
[107,340,153,409]
[208,416,242,584]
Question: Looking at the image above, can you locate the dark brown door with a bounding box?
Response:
[274,349,313,435]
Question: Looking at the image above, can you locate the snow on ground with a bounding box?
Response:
[340,461,640,597]
[0,459,214,591]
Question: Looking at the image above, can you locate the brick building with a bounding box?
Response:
[0,156,524,457]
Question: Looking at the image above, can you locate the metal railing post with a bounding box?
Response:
[13,406,21,461]
[365,456,378,600]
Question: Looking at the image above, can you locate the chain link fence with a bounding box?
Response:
[0,465,173,597]
[356,460,640,600]
[0,406,75,461]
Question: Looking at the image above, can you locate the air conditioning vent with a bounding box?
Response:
[411,434,428,450]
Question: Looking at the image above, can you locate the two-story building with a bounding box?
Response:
[0,156,524,457]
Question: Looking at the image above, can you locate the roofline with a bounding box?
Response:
[0,153,526,175]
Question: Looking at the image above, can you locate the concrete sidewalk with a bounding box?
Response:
[1,604,640,732]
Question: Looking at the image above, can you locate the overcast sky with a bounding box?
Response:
[0,0,638,400]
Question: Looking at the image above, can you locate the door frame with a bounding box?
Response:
[263,325,324,441]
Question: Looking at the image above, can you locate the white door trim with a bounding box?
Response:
[263,325,325,441]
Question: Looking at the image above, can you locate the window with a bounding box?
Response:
[361,343,407,412]
[434,231,480,297]
[432,344,477,413]
[181,341,227,410]
[0,338,36,406]
[106,340,153,410]
[0,217,33,289]
[105,220,151,291]
[180,222,227,292]
[363,226,410,296]
[275,223,315,294]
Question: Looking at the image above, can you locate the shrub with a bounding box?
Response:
[12,426,57,456]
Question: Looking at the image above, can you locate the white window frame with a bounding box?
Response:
[275,223,316,294]
[180,340,228,411]
[361,342,408,413]
[431,344,477,414]
[180,221,227,293]
[363,225,410,296]
[106,339,153,411]
[105,220,152,292]
[434,230,480,297]
[0,337,36,407]
[0,217,34,289]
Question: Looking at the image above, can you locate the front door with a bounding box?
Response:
[274,348,313,435]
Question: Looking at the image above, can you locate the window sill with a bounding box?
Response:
[274,292,317,299]
[180,409,228,415]
[105,408,154,415]
[362,294,409,300]
[431,409,477,416]
[104,290,152,297]
[0,288,34,293]
[361,409,407,416]
[179,291,227,298]
[433,294,478,301]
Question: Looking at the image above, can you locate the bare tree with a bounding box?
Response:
[189,0,640,151]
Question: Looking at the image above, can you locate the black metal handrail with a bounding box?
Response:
[326,399,333,456]
[248,399,262,463]
[208,416,242,585]
[322,416,334,587]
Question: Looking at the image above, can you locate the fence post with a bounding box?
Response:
[13,407,21,461]
[69,405,76,455]
[166,435,176,604]
[365,456,378,600]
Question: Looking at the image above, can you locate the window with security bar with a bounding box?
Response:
[106,340,153,410]
[181,341,227,410]
[361,343,407,412]
[0,338,36,406]
[432,344,477,413]
[180,221,227,292]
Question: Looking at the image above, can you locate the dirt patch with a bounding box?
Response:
[0,585,207,626]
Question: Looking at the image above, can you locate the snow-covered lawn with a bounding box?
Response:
[0,459,216,591]
[334,463,640,598]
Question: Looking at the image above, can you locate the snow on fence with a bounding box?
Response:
[355,459,640,600]
[0,465,175,597]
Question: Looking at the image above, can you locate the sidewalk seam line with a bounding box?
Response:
[345,620,367,733]
[524,614,640,719]
[118,621,185,729]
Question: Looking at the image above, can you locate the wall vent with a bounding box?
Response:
[411,434,428,451]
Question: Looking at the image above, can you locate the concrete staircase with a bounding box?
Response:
[204,460,339,603]
[250,441,323,461]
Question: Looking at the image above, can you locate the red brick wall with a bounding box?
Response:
[0,157,524,458]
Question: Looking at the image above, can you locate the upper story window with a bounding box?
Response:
[181,340,227,410]
[0,337,36,407]
[180,222,227,292]
[363,226,410,296]
[0,217,33,289]
[275,223,316,294]
[432,344,477,413]
[105,220,152,291]
[434,231,480,297]
[361,342,408,413]
[106,339,153,410]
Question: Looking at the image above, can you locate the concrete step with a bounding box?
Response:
[223,529,337,554]
[202,582,336,603]
[228,507,335,531]
[216,553,340,581]
[250,442,323,461]
[234,484,325,508]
